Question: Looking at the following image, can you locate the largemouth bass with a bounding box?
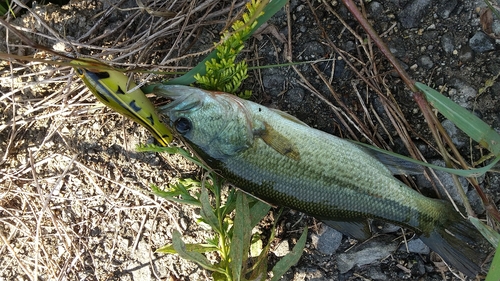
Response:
[155,85,486,277]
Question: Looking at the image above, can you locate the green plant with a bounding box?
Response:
[136,144,307,281]
[192,0,264,97]
[0,0,11,16]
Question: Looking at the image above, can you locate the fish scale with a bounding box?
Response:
[218,107,431,226]
[156,84,487,278]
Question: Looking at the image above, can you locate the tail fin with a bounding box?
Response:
[419,211,487,277]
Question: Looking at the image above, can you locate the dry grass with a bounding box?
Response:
[0,0,243,280]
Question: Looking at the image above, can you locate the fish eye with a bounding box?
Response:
[174,117,192,135]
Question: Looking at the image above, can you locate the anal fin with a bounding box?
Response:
[321,219,372,241]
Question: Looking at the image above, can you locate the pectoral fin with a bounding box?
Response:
[255,122,300,161]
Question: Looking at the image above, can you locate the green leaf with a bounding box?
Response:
[199,186,221,233]
[212,271,228,281]
[486,240,500,281]
[151,182,201,207]
[468,216,500,247]
[249,233,263,258]
[416,82,500,156]
[230,192,254,281]
[220,188,237,218]
[136,144,209,170]
[270,227,308,281]
[171,230,225,274]
[246,212,280,281]
[249,200,271,227]
[156,243,218,254]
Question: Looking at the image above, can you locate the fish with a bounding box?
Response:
[154,84,487,277]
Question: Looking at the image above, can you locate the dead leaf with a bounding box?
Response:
[480,8,493,36]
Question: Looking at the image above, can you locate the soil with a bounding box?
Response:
[1,0,499,281]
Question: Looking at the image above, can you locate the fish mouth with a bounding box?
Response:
[155,85,205,115]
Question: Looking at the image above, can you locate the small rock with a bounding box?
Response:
[262,70,286,96]
[372,221,400,234]
[367,2,386,20]
[366,267,388,280]
[333,57,348,79]
[441,33,454,54]
[388,37,406,58]
[288,267,326,281]
[343,41,356,53]
[469,31,495,53]
[398,0,432,29]
[447,78,477,108]
[458,45,474,62]
[441,119,468,147]
[300,41,325,60]
[417,55,434,69]
[437,0,458,19]
[412,258,427,276]
[399,238,430,254]
[337,237,398,273]
[274,240,290,257]
[285,87,305,105]
[129,261,152,281]
[493,20,500,37]
[117,236,131,249]
[467,187,486,215]
[315,226,343,255]
[179,217,188,230]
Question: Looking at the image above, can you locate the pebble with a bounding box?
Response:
[285,87,305,104]
[129,241,152,280]
[287,267,326,281]
[314,226,343,255]
[333,57,348,79]
[262,69,286,96]
[493,20,500,37]
[458,45,474,62]
[398,0,432,29]
[469,31,496,53]
[373,221,400,234]
[274,240,290,257]
[447,78,477,108]
[365,267,388,280]
[337,237,398,273]
[440,33,454,54]
[441,119,467,147]
[399,238,430,254]
[388,37,406,58]
[417,55,434,69]
[437,0,458,19]
[300,41,325,60]
[367,2,386,21]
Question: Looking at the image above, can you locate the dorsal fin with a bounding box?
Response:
[269,108,309,127]
[353,142,424,175]
[255,122,300,161]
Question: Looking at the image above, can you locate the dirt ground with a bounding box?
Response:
[1,0,499,280]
